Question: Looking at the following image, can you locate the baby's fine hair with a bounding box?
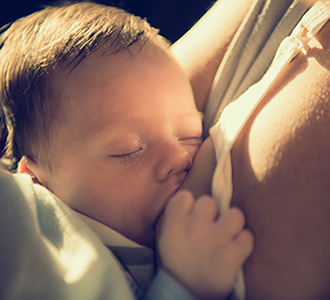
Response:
[0,1,168,171]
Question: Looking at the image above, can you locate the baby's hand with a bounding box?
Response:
[156,190,254,300]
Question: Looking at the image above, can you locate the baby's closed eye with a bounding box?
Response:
[110,148,143,164]
[179,136,203,145]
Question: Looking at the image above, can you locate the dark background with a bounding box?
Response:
[0,0,215,43]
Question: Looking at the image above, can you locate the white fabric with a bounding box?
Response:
[0,169,137,300]
[74,211,155,293]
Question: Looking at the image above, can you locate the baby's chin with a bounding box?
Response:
[131,227,156,250]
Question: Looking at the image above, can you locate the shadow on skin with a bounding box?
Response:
[230,31,330,299]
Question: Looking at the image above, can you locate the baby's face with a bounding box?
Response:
[46,45,202,248]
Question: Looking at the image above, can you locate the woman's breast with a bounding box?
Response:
[231,31,330,299]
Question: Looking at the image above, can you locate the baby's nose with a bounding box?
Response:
[155,142,192,182]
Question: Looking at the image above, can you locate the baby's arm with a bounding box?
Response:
[156,190,253,300]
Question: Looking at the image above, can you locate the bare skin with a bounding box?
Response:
[180,136,217,198]
[231,21,330,300]
[180,18,330,300]
[172,0,255,111]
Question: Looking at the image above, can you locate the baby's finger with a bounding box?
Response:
[234,229,254,263]
[217,207,246,237]
[191,195,219,221]
[155,190,194,240]
[165,189,195,220]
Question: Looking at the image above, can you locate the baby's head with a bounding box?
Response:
[0,1,202,248]
[0,1,165,171]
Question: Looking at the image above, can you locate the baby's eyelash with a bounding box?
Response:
[181,137,203,145]
[111,149,143,163]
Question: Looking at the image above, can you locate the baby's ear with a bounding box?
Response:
[18,156,43,185]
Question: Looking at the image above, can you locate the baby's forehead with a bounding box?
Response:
[52,43,175,115]
[51,48,130,104]
[54,42,171,95]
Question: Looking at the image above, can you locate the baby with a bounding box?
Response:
[0,2,253,299]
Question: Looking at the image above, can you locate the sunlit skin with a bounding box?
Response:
[28,44,203,249]
[231,23,330,299]
[182,21,330,300]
